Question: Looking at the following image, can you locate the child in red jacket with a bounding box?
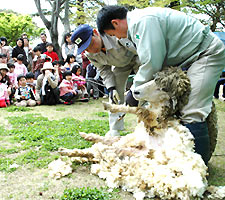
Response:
[44,43,59,62]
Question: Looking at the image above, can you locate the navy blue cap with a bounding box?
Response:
[71,24,93,55]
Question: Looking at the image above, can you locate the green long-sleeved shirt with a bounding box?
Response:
[127,7,214,90]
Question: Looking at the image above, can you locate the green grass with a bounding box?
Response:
[3,106,32,112]
[61,187,115,200]
[0,114,109,172]
[94,111,109,117]
[0,99,224,200]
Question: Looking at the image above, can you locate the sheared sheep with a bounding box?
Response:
[56,67,221,200]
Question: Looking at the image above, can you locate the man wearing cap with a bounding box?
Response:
[35,62,60,105]
[71,24,140,136]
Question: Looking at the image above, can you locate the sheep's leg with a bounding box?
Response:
[103,102,138,114]
[79,132,121,145]
[58,147,94,159]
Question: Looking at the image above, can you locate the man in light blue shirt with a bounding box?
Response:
[97,5,225,164]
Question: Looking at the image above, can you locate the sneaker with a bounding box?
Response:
[79,98,89,102]
[103,94,108,99]
[59,98,65,104]
[93,97,99,100]
[84,93,89,98]
[64,101,71,105]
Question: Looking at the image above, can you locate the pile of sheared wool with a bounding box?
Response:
[48,158,72,179]
[89,121,207,200]
[59,118,209,200]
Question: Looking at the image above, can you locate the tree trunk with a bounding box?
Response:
[60,0,71,45]
[34,0,65,60]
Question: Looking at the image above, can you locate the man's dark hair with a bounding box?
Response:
[33,46,42,52]
[97,5,128,34]
[40,32,47,37]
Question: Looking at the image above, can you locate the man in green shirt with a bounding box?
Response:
[97,5,225,164]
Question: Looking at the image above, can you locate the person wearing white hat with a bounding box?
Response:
[35,62,60,105]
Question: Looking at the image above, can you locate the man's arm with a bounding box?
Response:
[129,16,166,92]
[87,56,116,90]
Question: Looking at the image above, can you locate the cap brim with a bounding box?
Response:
[77,35,92,55]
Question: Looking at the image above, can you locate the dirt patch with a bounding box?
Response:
[0,165,134,200]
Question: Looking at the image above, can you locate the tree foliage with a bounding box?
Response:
[118,0,152,10]
[69,0,105,27]
[152,0,225,31]
[0,11,44,46]
[182,0,225,31]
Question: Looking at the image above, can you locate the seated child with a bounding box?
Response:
[59,71,78,105]
[14,54,28,77]
[62,54,77,72]
[71,64,88,102]
[26,72,36,94]
[32,46,46,79]
[52,60,63,83]
[15,74,36,107]
[43,43,59,62]
[0,72,10,107]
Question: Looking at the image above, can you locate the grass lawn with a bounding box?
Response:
[0,98,224,200]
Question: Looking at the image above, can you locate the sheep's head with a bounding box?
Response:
[134,67,191,118]
[134,80,170,104]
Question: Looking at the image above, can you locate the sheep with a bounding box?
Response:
[56,67,221,200]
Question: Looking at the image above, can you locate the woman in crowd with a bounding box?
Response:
[61,33,77,61]
[12,38,28,67]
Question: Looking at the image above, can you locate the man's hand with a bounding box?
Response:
[108,87,120,104]
[126,90,139,107]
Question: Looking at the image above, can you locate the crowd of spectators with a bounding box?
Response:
[0,32,105,108]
